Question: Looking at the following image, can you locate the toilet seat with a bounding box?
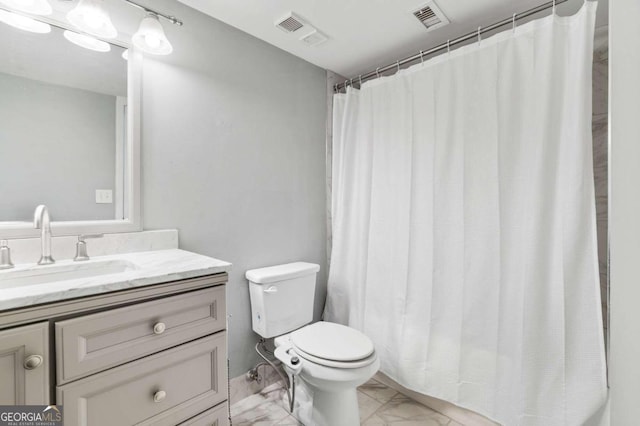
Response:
[293,346,377,369]
[290,322,376,369]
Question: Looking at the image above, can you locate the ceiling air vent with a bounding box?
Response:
[412,1,449,31]
[275,12,329,47]
[275,13,306,33]
[300,29,328,47]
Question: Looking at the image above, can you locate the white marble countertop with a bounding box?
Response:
[0,249,232,311]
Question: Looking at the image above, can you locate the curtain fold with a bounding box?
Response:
[324,3,607,425]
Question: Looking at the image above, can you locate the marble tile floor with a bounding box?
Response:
[230,377,462,426]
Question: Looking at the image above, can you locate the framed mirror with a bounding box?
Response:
[0,16,141,238]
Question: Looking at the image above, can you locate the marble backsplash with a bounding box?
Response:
[3,229,178,265]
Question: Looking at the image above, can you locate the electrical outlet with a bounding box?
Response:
[95,189,113,204]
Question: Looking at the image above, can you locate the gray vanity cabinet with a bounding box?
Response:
[0,322,49,405]
[0,274,229,426]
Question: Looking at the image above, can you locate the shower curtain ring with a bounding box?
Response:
[477,26,482,46]
[447,39,450,54]
[359,75,363,87]
[344,79,349,91]
[376,67,381,79]
[396,61,400,73]
[420,50,424,64]
[552,0,556,15]
[512,13,517,33]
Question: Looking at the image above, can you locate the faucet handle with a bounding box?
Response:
[0,240,14,270]
[74,234,104,262]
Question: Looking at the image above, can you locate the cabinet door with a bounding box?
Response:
[0,322,49,405]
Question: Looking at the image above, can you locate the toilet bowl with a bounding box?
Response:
[275,321,380,426]
[246,262,378,426]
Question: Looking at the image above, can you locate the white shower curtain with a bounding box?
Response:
[325,3,607,425]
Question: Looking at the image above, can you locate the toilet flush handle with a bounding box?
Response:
[264,286,278,294]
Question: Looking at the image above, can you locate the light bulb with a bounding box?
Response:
[132,13,172,55]
[145,34,160,49]
[0,9,51,33]
[84,11,103,29]
[66,0,116,39]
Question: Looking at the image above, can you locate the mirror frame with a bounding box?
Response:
[0,38,143,239]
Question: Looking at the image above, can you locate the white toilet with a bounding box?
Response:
[246,262,379,426]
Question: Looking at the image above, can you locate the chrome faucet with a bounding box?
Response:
[33,205,55,265]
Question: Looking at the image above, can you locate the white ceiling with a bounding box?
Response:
[177,0,608,78]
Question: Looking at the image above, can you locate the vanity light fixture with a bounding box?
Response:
[66,0,116,39]
[63,29,111,52]
[0,0,51,15]
[132,12,172,55]
[0,8,50,32]
[0,0,182,55]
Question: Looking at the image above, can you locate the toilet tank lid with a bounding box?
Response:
[246,262,320,284]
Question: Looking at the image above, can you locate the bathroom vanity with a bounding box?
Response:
[0,248,231,426]
[0,4,231,423]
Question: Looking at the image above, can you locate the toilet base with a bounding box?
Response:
[274,327,379,426]
[292,377,362,426]
[311,388,360,426]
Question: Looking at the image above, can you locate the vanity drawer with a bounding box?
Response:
[180,402,229,426]
[57,332,227,426]
[56,286,225,384]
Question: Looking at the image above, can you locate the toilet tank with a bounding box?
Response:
[246,262,320,338]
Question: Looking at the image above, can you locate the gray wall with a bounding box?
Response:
[610,0,640,422]
[140,1,327,377]
[0,72,116,221]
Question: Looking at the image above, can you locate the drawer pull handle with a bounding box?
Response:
[23,355,43,370]
[153,390,167,403]
[153,322,166,335]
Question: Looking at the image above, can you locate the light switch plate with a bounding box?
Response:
[96,189,113,204]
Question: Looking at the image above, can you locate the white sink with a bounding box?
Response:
[0,259,139,288]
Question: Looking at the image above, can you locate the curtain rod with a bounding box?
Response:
[334,0,569,93]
